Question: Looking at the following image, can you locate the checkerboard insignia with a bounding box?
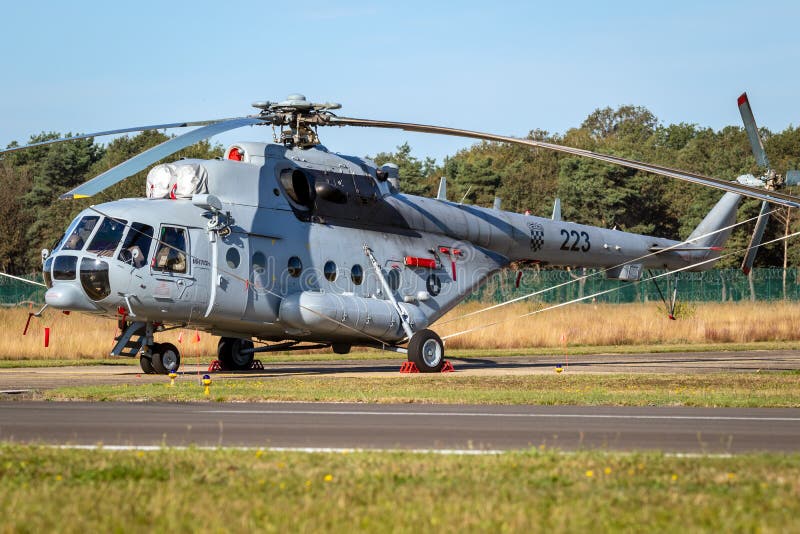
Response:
[528,222,544,252]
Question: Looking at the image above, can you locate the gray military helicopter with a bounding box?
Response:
[3,93,799,374]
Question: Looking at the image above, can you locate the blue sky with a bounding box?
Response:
[1,0,798,163]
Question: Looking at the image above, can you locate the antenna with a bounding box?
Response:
[459,185,472,204]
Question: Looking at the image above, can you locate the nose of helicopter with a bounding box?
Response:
[43,254,117,313]
[44,281,101,312]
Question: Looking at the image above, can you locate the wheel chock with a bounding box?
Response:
[399,362,419,373]
[207,360,223,372]
[400,361,455,373]
[251,359,264,370]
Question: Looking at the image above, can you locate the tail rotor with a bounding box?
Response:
[735,92,798,274]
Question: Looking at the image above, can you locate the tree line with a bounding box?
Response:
[373,106,800,270]
[2,105,799,275]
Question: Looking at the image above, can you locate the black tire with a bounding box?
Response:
[218,337,254,371]
[407,329,445,373]
[331,343,351,355]
[139,354,156,374]
[151,342,180,374]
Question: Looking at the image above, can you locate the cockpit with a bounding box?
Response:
[43,212,189,309]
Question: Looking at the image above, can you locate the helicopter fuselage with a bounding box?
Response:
[41,142,736,347]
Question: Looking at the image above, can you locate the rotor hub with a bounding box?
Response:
[251,94,341,148]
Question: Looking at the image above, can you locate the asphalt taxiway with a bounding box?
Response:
[1,401,799,453]
[1,349,799,391]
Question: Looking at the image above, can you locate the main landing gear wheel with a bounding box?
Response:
[218,337,255,371]
[407,329,445,373]
[139,354,156,374]
[151,342,181,374]
[332,343,351,355]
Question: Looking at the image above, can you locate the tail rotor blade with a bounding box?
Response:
[59,117,265,199]
[737,92,770,169]
[741,200,771,275]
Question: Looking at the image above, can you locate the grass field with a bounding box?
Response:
[1,445,798,532]
[41,372,800,407]
[4,301,800,361]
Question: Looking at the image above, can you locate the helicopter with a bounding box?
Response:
[2,93,799,374]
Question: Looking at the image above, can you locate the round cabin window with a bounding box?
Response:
[226,247,241,269]
[351,264,364,285]
[386,268,401,291]
[288,256,302,278]
[324,261,337,282]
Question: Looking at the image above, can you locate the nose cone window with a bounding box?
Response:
[153,226,188,274]
[53,255,78,280]
[62,216,99,251]
[80,257,110,301]
[87,218,128,256]
[118,223,154,268]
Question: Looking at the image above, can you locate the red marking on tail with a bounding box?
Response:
[44,327,50,347]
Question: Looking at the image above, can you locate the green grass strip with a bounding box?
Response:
[42,372,800,407]
[0,445,798,532]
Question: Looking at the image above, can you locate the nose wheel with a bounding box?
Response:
[407,329,445,373]
[141,342,181,374]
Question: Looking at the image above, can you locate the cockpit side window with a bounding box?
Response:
[153,226,188,274]
[87,218,128,256]
[118,223,154,268]
[62,216,99,251]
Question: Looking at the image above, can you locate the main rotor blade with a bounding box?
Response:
[737,93,770,169]
[60,117,265,199]
[1,118,244,155]
[331,116,800,208]
[741,200,771,275]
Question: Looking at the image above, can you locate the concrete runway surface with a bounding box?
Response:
[1,402,799,453]
[1,349,799,391]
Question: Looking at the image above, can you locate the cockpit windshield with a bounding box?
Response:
[62,216,99,251]
[87,217,128,256]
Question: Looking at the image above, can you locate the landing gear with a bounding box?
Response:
[139,354,156,374]
[332,343,351,355]
[407,329,445,373]
[218,337,254,370]
[150,342,181,374]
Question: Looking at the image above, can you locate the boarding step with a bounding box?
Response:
[111,321,147,358]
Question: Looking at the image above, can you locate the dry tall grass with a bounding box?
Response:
[2,301,800,360]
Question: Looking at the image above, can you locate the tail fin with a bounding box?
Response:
[685,192,741,267]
